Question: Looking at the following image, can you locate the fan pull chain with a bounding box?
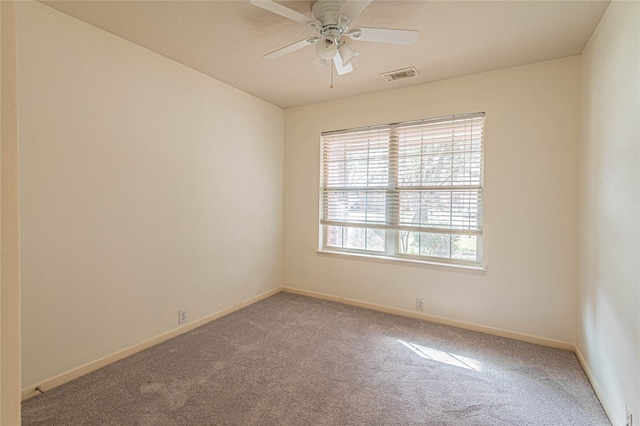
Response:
[330,60,334,90]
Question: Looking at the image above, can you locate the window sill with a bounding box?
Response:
[316,249,487,273]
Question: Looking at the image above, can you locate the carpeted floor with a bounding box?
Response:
[22,292,610,425]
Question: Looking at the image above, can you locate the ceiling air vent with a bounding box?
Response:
[381,67,419,82]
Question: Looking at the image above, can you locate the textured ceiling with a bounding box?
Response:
[40,0,610,109]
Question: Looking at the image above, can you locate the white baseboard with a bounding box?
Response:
[21,287,281,401]
[281,286,575,351]
[574,346,620,426]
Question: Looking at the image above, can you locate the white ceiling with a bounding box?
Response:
[40,0,610,109]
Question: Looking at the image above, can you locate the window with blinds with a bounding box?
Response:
[320,112,484,266]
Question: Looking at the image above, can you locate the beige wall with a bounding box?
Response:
[17,2,284,390]
[284,57,581,344]
[578,1,640,425]
[1,1,22,423]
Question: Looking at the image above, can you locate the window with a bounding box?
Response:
[320,113,484,267]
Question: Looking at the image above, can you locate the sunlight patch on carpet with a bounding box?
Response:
[398,339,483,372]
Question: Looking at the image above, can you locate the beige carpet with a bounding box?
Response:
[22,292,610,425]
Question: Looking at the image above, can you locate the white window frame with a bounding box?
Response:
[319,113,485,269]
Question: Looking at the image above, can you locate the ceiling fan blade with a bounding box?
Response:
[264,38,317,59]
[336,0,372,23]
[250,0,312,25]
[349,27,419,45]
[334,51,353,76]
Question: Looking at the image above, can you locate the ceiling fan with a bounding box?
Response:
[250,0,419,76]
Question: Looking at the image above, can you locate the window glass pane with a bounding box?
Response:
[419,232,451,258]
[399,231,419,255]
[326,226,385,253]
[452,235,477,261]
[366,228,385,252]
[400,232,477,262]
[344,227,365,250]
[325,226,343,248]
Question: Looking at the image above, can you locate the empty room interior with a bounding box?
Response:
[1,0,638,425]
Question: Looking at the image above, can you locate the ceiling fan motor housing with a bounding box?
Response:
[312,0,346,27]
[312,1,349,60]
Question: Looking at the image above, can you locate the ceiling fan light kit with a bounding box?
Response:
[338,42,358,66]
[316,37,338,60]
[250,0,419,79]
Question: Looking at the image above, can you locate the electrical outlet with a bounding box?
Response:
[178,309,188,325]
[626,406,633,426]
[416,298,425,311]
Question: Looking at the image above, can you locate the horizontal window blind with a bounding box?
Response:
[321,113,484,238]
